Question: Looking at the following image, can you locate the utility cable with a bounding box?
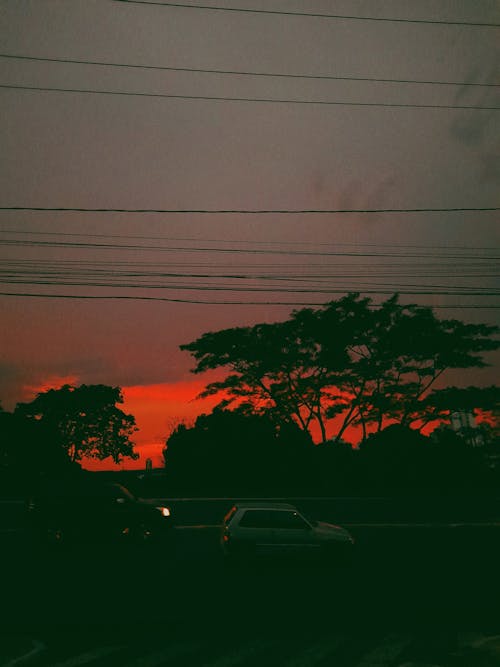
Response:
[1,53,497,88]
[1,238,499,259]
[113,1,500,28]
[0,291,498,308]
[1,83,498,111]
[1,206,498,213]
[1,228,497,251]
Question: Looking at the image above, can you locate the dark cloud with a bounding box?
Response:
[0,355,185,411]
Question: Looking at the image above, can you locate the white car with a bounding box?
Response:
[221,501,354,563]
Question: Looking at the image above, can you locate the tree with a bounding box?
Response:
[163,406,312,495]
[180,294,365,444]
[330,297,499,439]
[15,384,139,464]
[0,408,81,496]
[181,293,499,444]
[357,424,491,492]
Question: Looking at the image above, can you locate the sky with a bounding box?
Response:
[0,0,499,470]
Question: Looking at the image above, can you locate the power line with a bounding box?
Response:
[2,261,497,279]
[2,257,496,267]
[4,259,496,277]
[2,238,499,259]
[3,278,499,299]
[2,268,495,283]
[112,1,500,28]
[2,83,498,111]
[4,256,495,270]
[1,206,498,214]
[1,291,498,308]
[1,268,495,292]
[2,53,497,88]
[2,228,497,252]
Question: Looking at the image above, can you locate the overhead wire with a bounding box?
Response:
[112,1,500,28]
[1,237,498,259]
[1,206,498,213]
[2,231,498,304]
[0,291,498,309]
[0,275,498,296]
[1,238,497,296]
[2,253,496,277]
[1,228,497,252]
[1,83,498,110]
[1,273,496,294]
[1,53,497,88]
[1,11,497,312]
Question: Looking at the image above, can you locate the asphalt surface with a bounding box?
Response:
[3,629,500,666]
[2,497,500,665]
[3,519,500,628]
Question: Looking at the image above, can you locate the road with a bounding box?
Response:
[2,497,500,665]
[3,629,500,666]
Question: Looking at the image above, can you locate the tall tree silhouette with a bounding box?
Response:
[181,294,359,443]
[332,296,499,439]
[181,294,499,443]
[16,384,138,464]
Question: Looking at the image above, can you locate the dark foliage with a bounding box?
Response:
[357,424,492,494]
[15,384,138,464]
[163,407,312,495]
[181,293,499,444]
[163,409,497,496]
[0,409,80,496]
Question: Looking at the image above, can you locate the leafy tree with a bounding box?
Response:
[1,410,64,471]
[163,406,312,495]
[180,294,365,443]
[357,424,491,492]
[16,384,138,464]
[0,408,79,496]
[331,297,499,439]
[181,293,499,444]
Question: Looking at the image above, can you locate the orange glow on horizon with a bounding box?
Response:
[21,375,457,472]
[83,379,223,471]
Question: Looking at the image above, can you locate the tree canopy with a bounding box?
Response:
[15,384,138,464]
[163,406,312,495]
[181,293,499,444]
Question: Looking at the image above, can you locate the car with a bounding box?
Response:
[221,501,354,564]
[26,478,173,547]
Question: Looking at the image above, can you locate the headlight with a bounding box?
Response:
[156,506,171,517]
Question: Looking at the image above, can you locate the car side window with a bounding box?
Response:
[238,510,276,528]
[238,509,310,529]
[277,511,310,529]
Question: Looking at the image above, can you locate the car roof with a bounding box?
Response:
[232,501,297,511]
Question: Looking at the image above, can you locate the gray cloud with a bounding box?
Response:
[479,150,500,184]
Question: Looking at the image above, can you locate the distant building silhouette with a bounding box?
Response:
[450,411,484,447]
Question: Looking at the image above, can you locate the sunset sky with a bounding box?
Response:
[1,1,498,470]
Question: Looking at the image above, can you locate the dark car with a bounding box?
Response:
[27,479,173,547]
